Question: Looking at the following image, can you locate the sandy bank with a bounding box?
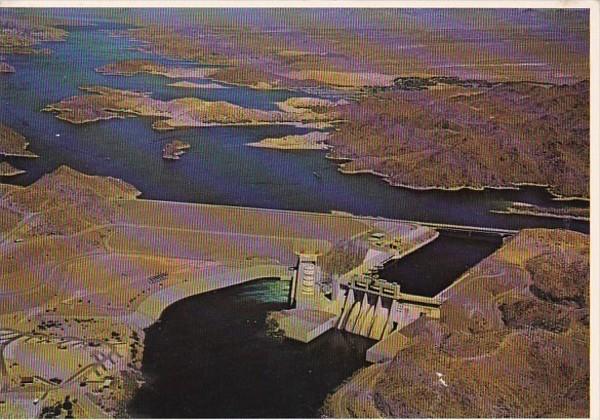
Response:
[247,131,330,150]
[0,162,26,177]
[167,80,228,89]
[96,60,215,79]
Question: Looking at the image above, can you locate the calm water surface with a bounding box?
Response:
[0,20,588,233]
[128,279,373,418]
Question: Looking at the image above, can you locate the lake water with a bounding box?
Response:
[0,20,588,233]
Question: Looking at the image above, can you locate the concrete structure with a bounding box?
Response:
[274,219,515,362]
[281,250,442,345]
[366,331,412,363]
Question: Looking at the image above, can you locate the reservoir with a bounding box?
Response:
[0,19,588,234]
[0,14,590,418]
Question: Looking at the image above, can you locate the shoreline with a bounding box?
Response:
[490,209,589,222]
[0,151,39,158]
[123,264,291,331]
[334,165,589,201]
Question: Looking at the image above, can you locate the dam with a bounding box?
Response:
[274,224,512,362]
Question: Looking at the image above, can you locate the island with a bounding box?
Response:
[162,139,190,160]
[247,131,330,150]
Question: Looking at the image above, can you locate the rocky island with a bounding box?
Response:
[162,139,191,160]
[0,62,15,73]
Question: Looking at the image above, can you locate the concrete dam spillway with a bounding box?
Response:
[338,292,394,340]
[272,224,508,363]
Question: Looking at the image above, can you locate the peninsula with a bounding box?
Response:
[43,86,341,130]
[326,81,589,199]
[0,123,39,158]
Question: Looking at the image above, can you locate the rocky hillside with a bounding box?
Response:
[327,81,589,198]
[322,229,589,417]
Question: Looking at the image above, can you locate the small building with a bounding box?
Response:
[20,376,34,385]
[102,379,112,389]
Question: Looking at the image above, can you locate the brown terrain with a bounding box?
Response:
[0,161,25,177]
[323,228,589,418]
[0,14,67,55]
[120,9,588,89]
[0,165,140,237]
[0,123,38,158]
[326,81,589,198]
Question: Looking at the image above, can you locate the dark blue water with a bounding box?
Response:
[128,279,373,418]
[0,20,588,233]
[380,231,503,297]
